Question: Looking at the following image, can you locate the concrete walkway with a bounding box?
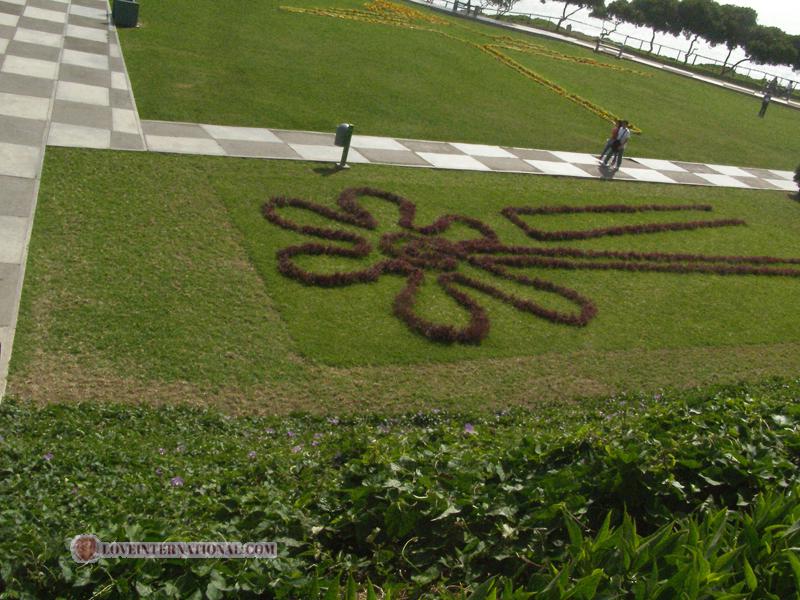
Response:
[0,0,796,398]
[0,0,141,398]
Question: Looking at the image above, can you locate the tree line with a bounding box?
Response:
[482,0,800,76]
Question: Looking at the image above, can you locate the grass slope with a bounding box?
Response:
[9,148,800,412]
[119,0,800,168]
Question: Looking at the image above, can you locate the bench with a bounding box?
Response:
[594,36,623,59]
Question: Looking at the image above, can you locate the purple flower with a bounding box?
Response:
[291,445,303,454]
[155,467,163,477]
[170,476,184,487]
[43,452,54,461]
[248,450,257,460]
[158,447,166,455]
[313,432,323,439]
[327,417,339,426]
[311,440,320,447]
[463,423,476,435]
[286,430,296,438]
[71,486,78,495]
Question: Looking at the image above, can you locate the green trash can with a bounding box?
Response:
[113,0,139,28]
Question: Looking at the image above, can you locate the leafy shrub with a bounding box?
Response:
[1,379,800,597]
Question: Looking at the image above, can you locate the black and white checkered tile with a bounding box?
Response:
[48,0,143,149]
[138,121,797,192]
[0,0,73,396]
[0,0,147,394]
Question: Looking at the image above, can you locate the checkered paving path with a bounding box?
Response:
[0,0,796,398]
[0,0,142,396]
[134,122,797,191]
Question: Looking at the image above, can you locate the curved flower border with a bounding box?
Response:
[501,204,745,241]
[263,187,800,345]
[264,187,598,343]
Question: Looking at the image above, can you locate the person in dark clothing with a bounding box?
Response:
[759,91,772,117]
[599,120,622,164]
[602,120,630,170]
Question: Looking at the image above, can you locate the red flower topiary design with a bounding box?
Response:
[263,187,800,344]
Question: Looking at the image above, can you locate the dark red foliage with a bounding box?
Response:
[392,271,491,344]
[502,204,745,241]
[263,188,800,345]
[471,244,800,267]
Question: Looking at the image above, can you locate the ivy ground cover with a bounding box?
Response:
[118,0,800,169]
[8,148,800,413]
[2,380,800,597]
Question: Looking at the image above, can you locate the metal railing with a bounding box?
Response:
[426,0,799,96]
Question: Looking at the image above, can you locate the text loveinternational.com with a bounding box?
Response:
[71,535,277,563]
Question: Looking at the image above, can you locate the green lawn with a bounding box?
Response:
[9,148,800,412]
[118,0,800,169]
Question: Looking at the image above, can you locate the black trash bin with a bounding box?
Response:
[113,0,139,28]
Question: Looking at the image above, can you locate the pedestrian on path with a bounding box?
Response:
[602,120,630,170]
[759,91,772,117]
[599,119,622,164]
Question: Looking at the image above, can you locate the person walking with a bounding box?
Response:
[599,120,622,164]
[759,91,772,117]
[602,120,630,170]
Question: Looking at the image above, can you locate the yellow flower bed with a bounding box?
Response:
[490,36,650,77]
[280,2,642,133]
[366,0,450,24]
[480,45,641,132]
[280,6,419,29]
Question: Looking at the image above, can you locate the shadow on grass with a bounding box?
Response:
[313,166,347,177]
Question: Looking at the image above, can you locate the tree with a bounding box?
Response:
[606,0,680,53]
[631,0,681,53]
[716,4,757,74]
[541,0,607,31]
[676,0,721,63]
[739,26,797,71]
[606,0,644,28]
[791,36,800,72]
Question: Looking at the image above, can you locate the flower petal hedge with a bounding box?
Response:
[263,187,597,343]
[501,203,744,240]
[2,379,800,597]
[264,187,800,344]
